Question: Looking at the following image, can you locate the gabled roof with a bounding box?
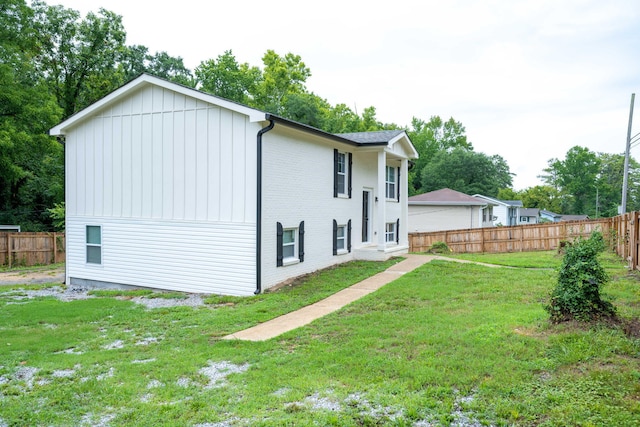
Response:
[519,208,539,217]
[473,194,523,207]
[409,188,487,206]
[338,130,405,144]
[540,209,562,219]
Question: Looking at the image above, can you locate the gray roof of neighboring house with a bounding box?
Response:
[540,209,562,218]
[409,188,487,205]
[560,214,590,221]
[338,130,406,144]
[519,208,540,217]
[472,194,523,207]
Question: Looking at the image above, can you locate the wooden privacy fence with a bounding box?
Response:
[0,232,66,268]
[409,211,640,270]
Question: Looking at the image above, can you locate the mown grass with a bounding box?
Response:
[0,254,638,426]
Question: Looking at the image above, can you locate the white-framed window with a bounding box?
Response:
[336,224,346,251]
[385,222,396,243]
[385,166,396,199]
[520,216,529,222]
[282,228,297,260]
[483,206,494,223]
[86,225,102,264]
[337,152,347,195]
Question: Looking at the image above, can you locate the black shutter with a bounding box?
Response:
[298,221,305,262]
[333,149,339,198]
[347,219,352,252]
[397,166,401,202]
[332,219,338,255]
[276,222,283,267]
[348,152,353,198]
[396,218,400,244]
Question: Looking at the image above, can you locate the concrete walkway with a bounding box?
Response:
[222,254,437,342]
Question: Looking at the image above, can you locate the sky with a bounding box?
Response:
[52,0,640,190]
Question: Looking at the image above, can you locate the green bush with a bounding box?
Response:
[546,232,616,322]
[428,241,451,254]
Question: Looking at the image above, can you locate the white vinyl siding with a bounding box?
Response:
[67,217,256,296]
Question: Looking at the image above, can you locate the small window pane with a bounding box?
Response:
[283,244,295,259]
[87,246,101,264]
[283,229,295,244]
[337,225,345,250]
[87,226,101,244]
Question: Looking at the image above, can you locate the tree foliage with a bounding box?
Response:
[547,232,615,322]
[420,148,513,197]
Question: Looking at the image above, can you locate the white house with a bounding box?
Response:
[473,195,522,226]
[408,188,488,232]
[517,208,539,225]
[49,74,418,296]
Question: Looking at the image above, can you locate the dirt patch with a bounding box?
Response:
[0,265,65,286]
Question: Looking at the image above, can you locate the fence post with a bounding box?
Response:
[53,232,57,264]
[7,233,11,269]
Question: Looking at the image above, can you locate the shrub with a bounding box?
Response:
[546,232,616,322]
[428,241,451,254]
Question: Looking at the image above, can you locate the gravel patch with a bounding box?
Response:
[131,358,156,364]
[52,367,77,378]
[14,367,39,389]
[147,379,163,389]
[96,367,115,381]
[103,340,124,350]
[199,361,249,389]
[0,285,209,309]
[130,295,205,308]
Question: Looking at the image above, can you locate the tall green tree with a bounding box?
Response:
[195,50,260,102]
[408,116,473,194]
[541,146,601,215]
[252,50,311,114]
[420,148,513,197]
[30,0,127,118]
[0,0,63,230]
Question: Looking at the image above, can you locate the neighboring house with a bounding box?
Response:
[517,208,540,225]
[408,188,487,232]
[0,225,21,233]
[473,195,522,226]
[49,74,418,296]
[540,210,563,223]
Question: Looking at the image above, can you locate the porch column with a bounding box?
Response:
[377,151,387,250]
[400,158,409,247]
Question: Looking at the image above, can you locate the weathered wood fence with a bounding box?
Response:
[409,211,640,270]
[0,233,66,267]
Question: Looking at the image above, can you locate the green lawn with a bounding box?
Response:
[0,254,638,426]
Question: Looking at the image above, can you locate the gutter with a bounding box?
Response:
[255,119,275,294]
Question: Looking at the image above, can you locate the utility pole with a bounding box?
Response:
[621,93,635,213]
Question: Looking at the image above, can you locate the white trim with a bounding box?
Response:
[50,74,265,136]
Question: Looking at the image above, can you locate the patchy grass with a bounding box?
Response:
[0,255,638,426]
[0,262,65,273]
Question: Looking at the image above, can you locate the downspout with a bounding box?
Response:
[255,119,275,294]
[56,136,67,285]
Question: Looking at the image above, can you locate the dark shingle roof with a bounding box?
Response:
[337,130,405,144]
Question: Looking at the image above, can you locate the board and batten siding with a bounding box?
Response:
[65,85,259,294]
[67,218,256,295]
[65,85,258,223]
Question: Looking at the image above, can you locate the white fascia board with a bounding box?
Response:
[50,74,265,136]
[386,132,419,159]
